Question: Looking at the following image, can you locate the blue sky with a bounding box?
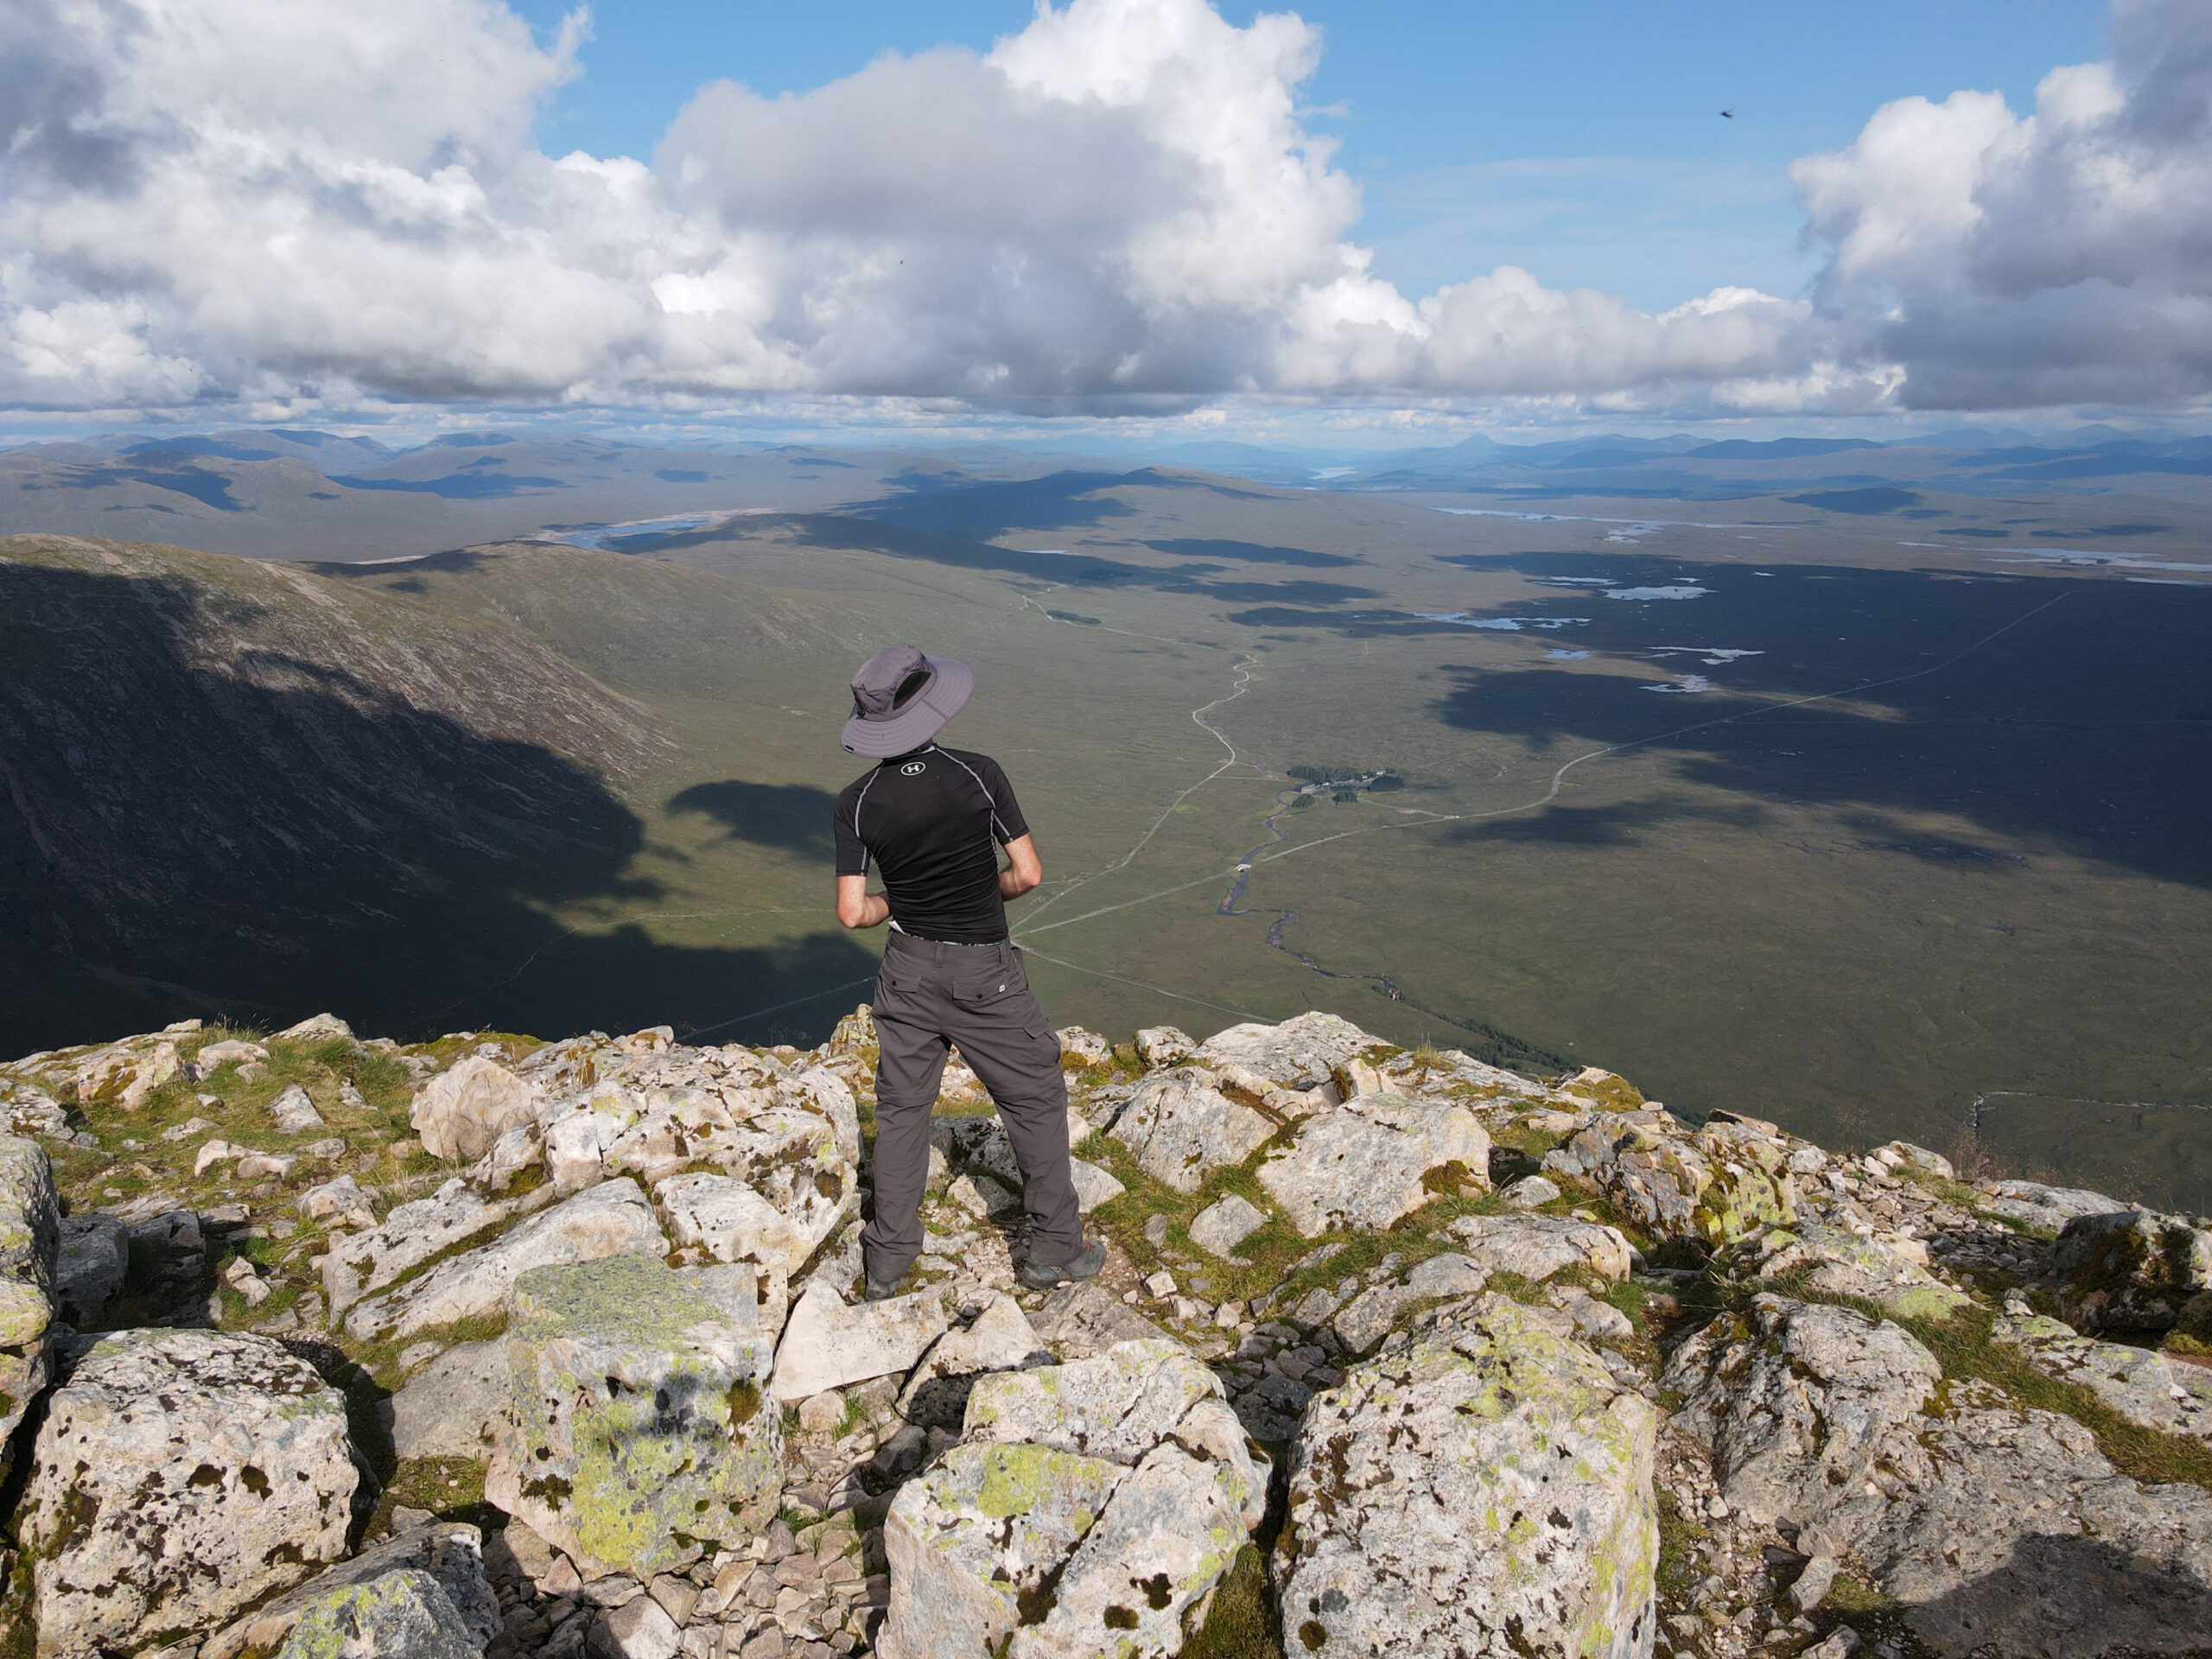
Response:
[12,0,2202,436]
[509,1,2107,310]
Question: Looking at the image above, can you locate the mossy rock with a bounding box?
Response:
[485,1252,780,1578]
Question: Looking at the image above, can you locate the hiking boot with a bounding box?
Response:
[861,1268,909,1303]
[1016,1236,1107,1291]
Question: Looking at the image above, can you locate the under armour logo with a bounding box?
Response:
[900,760,926,776]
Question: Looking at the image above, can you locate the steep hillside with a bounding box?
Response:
[0,536,675,1049]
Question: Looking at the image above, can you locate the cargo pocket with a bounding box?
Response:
[950,950,1027,1008]
[875,959,928,1008]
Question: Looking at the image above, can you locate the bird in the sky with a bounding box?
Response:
[1720,109,1735,118]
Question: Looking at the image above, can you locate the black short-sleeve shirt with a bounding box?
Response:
[833,745,1030,943]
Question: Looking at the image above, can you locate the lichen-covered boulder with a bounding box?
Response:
[1663,1295,1941,1531]
[1281,1294,1656,1658]
[1666,1294,2212,1656]
[1544,1110,1791,1248]
[1447,1211,1633,1284]
[1010,1444,1251,1657]
[878,1443,1125,1659]
[1256,1092,1486,1236]
[881,1340,1267,1659]
[19,1329,358,1657]
[2050,1206,2212,1334]
[272,1569,480,1659]
[321,1178,514,1315]
[1993,1313,2212,1444]
[0,1134,60,1477]
[206,1522,499,1659]
[1133,1027,1195,1069]
[1690,1118,1796,1243]
[1554,1066,1647,1114]
[963,1339,1266,1522]
[1108,1067,1277,1194]
[410,1055,543,1163]
[485,1252,780,1580]
[1721,1217,1969,1322]
[343,1178,666,1343]
[1189,1012,1381,1090]
[1057,1027,1113,1068]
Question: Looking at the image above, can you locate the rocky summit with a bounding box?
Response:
[0,1010,2207,1659]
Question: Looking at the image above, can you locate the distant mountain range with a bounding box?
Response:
[4,424,2210,559]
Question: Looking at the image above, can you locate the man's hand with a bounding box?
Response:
[836,874,890,930]
[999,833,1044,899]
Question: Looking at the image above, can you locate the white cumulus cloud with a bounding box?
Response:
[1796,0,2212,408]
[0,0,2203,418]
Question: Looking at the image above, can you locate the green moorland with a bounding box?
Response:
[3,461,2208,1209]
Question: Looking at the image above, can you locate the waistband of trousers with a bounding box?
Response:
[883,929,1014,963]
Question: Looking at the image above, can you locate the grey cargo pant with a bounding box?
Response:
[864,931,1084,1285]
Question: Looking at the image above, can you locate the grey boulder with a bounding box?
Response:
[273,1568,482,1659]
[0,1135,60,1474]
[19,1329,359,1657]
[410,1055,543,1163]
[1187,1192,1268,1259]
[321,1178,513,1315]
[1447,1211,1633,1283]
[343,1178,666,1343]
[770,1281,950,1402]
[1107,1067,1278,1195]
[1281,1294,1656,1658]
[2050,1207,2212,1334]
[1257,1092,1486,1236]
[207,1521,499,1659]
[1666,1293,2212,1656]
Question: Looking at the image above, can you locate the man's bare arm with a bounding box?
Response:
[836,874,890,930]
[999,833,1043,899]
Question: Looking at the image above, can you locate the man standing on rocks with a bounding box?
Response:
[832,644,1104,1301]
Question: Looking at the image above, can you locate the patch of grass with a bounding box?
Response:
[1824,1572,1899,1618]
[412,1032,542,1070]
[365,1455,499,1538]
[1071,1111,1508,1316]
[1183,1544,1281,1659]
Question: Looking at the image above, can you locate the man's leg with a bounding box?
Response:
[946,949,1086,1268]
[865,981,953,1288]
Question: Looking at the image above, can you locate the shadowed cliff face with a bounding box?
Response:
[0,537,874,1052]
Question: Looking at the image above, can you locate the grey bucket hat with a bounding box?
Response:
[841,644,975,757]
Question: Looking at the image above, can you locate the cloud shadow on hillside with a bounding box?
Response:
[1235,549,2212,891]
[0,558,877,1053]
[645,512,1385,607]
[1140,537,1361,569]
[668,779,837,856]
[1414,556,2212,890]
[1448,797,1770,849]
[862,467,1275,537]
